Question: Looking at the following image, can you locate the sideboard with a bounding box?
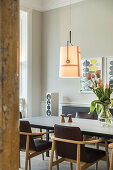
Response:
[62,105,113,120]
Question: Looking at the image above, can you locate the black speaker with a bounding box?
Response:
[46,93,59,116]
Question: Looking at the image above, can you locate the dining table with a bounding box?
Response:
[21,116,113,156]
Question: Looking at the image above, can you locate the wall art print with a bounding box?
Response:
[80,57,102,92]
[106,57,113,88]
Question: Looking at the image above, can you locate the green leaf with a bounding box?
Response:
[111,99,113,107]
[105,88,110,99]
[95,80,97,87]
[89,86,93,90]
[90,106,95,113]
[91,101,96,107]
[104,99,110,104]
[96,88,104,100]
[110,89,113,94]
[91,100,103,106]
[97,104,101,115]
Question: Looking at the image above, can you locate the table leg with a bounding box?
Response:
[46,129,49,157]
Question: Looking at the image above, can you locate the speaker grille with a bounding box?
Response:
[46,93,59,116]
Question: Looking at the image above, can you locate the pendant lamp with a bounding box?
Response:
[59,2,81,78]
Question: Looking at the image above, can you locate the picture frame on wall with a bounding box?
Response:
[80,57,103,92]
[106,56,113,88]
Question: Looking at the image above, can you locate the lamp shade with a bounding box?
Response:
[59,46,81,78]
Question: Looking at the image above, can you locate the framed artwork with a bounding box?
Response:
[80,57,102,92]
[106,56,113,88]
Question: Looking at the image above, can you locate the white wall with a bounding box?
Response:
[21,0,113,116]
[32,10,42,116]
[41,0,113,107]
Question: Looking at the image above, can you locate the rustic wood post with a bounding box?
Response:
[0,0,19,169]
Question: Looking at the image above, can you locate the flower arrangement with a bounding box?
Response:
[86,70,113,125]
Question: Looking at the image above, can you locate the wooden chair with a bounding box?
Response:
[49,124,109,170]
[20,120,53,170]
[109,143,113,170]
[19,112,45,160]
[76,112,95,141]
[76,112,94,119]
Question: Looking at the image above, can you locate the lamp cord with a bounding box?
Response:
[66,0,72,64]
[70,0,71,32]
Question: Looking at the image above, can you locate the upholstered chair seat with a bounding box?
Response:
[34,139,52,152]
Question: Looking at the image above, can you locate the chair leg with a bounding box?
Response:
[40,129,45,160]
[49,140,55,170]
[28,157,31,170]
[105,141,109,170]
[95,139,99,170]
[25,135,30,170]
[42,153,44,160]
[110,149,113,170]
[25,152,29,170]
[77,144,80,170]
[95,162,98,170]
[55,150,59,170]
[70,162,73,170]
[19,151,21,168]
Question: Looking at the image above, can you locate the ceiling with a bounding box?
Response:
[20,0,85,12]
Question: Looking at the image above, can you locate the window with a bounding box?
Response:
[19,10,28,117]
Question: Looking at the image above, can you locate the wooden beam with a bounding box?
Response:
[0,0,19,169]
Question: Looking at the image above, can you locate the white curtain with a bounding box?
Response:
[19,10,28,117]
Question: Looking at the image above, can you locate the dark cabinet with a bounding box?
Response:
[62,105,113,120]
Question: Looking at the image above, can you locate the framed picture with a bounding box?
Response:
[80,57,102,92]
[106,56,113,88]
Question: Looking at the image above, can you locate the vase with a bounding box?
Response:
[98,104,112,126]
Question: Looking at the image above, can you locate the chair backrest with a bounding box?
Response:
[76,112,94,119]
[20,121,36,151]
[54,124,85,160]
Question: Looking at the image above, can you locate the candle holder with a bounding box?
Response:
[68,114,72,123]
[60,114,65,123]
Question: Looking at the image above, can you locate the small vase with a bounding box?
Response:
[98,104,112,126]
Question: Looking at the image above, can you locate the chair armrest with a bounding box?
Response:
[109,143,113,149]
[20,130,54,136]
[52,136,107,145]
[31,130,54,136]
